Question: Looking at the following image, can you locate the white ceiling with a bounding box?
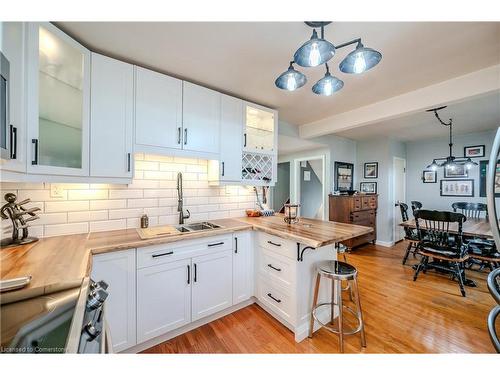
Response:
[278,134,326,155]
[335,91,500,142]
[56,22,500,126]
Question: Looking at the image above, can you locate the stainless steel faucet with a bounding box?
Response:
[177,172,190,224]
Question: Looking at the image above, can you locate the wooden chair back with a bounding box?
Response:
[452,202,488,219]
[414,209,467,258]
[411,201,423,215]
[399,203,414,238]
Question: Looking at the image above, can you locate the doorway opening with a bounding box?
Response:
[295,156,326,220]
[393,157,406,243]
[273,162,290,213]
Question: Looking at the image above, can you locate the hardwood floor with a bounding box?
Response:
[141,242,498,353]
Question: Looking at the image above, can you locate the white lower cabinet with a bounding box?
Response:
[91,249,137,352]
[233,231,253,304]
[137,258,191,344]
[191,250,233,321]
[94,233,255,352]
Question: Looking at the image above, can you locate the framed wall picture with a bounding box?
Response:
[360,181,377,194]
[334,162,354,192]
[443,164,468,178]
[464,145,485,158]
[364,162,378,179]
[479,160,500,197]
[422,170,437,183]
[440,179,474,197]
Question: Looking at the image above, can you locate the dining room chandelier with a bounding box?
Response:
[426,106,478,171]
[275,22,382,96]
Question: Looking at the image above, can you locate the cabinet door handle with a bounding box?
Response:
[184,128,187,145]
[177,127,182,144]
[267,240,281,247]
[31,139,38,165]
[208,241,224,247]
[234,237,238,253]
[187,265,190,284]
[127,153,131,172]
[244,133,247,148]
[152,251,173,258]
[194,263,197,283]
[10,125,17,159]
[221,161,225,177]
[267,293,281,303]
[267,264,282,272]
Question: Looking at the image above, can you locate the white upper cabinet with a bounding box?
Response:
[26,22,90,176]
[191,249,233,321]
[244,102,277,154]
[0,22,26,173]
[90,53,133,179]
[218,94,243,182]
[135,66,183,152]
[182,81,220,154]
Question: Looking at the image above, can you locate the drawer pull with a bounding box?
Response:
[152,251,173,258]
[267,293,281,303]
[267,240,281,247]
[267,264,282,272]
[208,241,224,247]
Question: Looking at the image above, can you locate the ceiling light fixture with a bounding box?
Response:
[275,22,382,95]
[425,106,478,171]
[312,63,343,96]
[274,61,307,91]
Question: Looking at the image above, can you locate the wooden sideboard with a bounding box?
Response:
[328,194,378,250]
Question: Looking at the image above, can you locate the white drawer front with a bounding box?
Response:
[137,234,233,269]
[257,232,296,259]
[258,247,295,290]
[257,276,294,325]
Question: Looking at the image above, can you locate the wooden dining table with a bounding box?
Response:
[400,218,496,239]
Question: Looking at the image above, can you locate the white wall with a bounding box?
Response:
[356,137,406,245]
[0,154,256,238]
[406,129,497,211]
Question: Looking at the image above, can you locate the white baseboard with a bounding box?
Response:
[375,240,395,247]
[121,298,255,353]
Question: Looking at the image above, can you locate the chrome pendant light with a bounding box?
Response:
[275,61,307,91]
[339,41,382,74]
[294,28,336,67]
[425,106,478,171]
[312,64,343,96]
[275,22,382,95]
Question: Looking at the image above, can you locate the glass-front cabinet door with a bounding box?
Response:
[27,22,90,175]
[244,102,277,154]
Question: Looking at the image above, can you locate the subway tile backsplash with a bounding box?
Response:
[0,154,257,238]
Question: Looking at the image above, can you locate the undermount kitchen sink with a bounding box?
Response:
[136,222,223,239]
[179,221,222,232]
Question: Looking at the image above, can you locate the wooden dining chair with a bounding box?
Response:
[413,209,469,297]
[399,203,420,265]
[410,201,422,215]
[451,202,488,219]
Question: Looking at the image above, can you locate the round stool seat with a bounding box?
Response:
[318,260,357,280]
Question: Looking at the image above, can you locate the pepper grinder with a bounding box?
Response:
[140,214,149,229]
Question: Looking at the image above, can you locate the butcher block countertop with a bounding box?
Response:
[1,216,372,304]
[239,215,373,248]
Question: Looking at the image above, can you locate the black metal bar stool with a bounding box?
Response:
[308,260,366,353]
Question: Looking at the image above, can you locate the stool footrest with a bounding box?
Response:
[311,302,364,336]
